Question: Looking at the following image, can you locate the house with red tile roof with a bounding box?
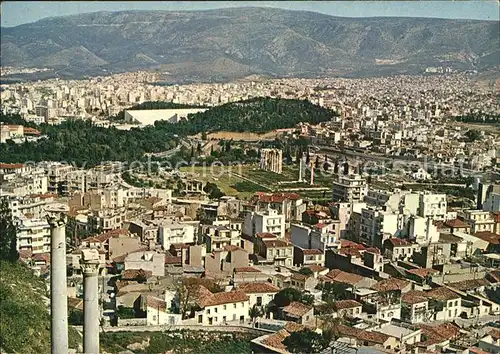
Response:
[418,323,460,352]
[145,295,182,326]
[281,301,314,324]
[237,282,280,308]
[424,287,462,321]
[444,218,471,233]
[333,300,363,317]
[254,237,294,267]
[402,290,430,324]
[191,286,250,326]
[333,324,397,350]
[383,237,417,262]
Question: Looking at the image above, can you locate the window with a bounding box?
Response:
[233,314,236,321]
[241,302,245,307]
[454,300,458,306]
[257,297,263,306]
[207,309,211,314]
[233,303,237,309]
[152,315,157,321]
[223,305,226,310]
[214,307,218,313]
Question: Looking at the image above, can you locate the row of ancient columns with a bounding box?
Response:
[48,217,100,354]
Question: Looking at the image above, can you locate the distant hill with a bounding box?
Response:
[1,8,499,81]
[159,97,337,134]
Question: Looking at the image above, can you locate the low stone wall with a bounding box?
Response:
[117,318,147,326]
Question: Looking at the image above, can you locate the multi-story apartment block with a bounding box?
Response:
[254,233,294,267]
[359,207,403,247]
[202,225,240,252]
[332,174,368,203]
[290,221,340,251]
[158,222,196,250]
[418,192,447,220]
[243,208,285,239]
[16,218,51,255]
[462,210,496,233]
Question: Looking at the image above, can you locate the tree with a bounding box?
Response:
[273,288,313,307]
[319,282,350,302]
[201,131,207,141]
[249,305,264,324]
[274,288,303,307]
[0,198,18,262]
[196,142,202,154]
[298,268,314,276]
[283,329,330,353]
[465,129,481,142]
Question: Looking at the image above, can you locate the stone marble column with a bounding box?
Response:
[80,249,100,354]
[48,217,69,354]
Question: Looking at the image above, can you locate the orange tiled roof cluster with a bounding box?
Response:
[197,286,249,308]
[334,324,390,345]
[121,269,153,280]
[444,218,470,229]
[406,268,438,279]
[238,282,280,294]
[333,300,362,310]
[282,301,313,318]
[371,278,409,292]
[402,290,428,305]
[304,265,327,273]
[324,269,364,286]
[426,287,460,301]
[474,231,500,245]
[418,323,460,346]
[447,278,490,291]
[234,266,261,273]
[146,296,167,311]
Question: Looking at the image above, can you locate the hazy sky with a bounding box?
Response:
[1,1,499,27]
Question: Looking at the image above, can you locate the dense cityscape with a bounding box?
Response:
[1,2,499,354]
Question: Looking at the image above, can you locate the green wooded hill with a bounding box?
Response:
[0,98,334,166]
[158,97,337,134]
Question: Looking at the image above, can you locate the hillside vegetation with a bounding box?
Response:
[0,115,178,167]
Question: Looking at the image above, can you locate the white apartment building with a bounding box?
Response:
[461,210,496,233]
[158,222,196,250]
[16,218,51,254]
[418,192,447,220]
[408,216,440,245]
[243,208,285,239]
[290,221,340,250]
[359,207,403,247]
[332,174,368,203]
[365,189,405,212]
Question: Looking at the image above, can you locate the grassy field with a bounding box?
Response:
[180,163,333,200]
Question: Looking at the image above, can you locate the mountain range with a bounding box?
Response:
[1,7,499,82]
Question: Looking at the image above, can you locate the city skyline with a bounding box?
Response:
[1,0,499,27]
